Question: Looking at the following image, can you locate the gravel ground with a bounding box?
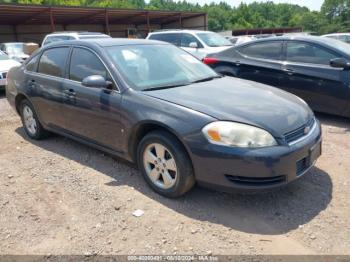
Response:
[0,91,349,255]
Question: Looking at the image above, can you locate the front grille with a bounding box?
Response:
[284,118,315,144]
[225,174,286,187]
[296,156,309,176]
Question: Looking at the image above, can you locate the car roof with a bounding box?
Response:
[47,31,107,36]
[149,29,212,35]
[236,35,336,46]
[43,38,169,48]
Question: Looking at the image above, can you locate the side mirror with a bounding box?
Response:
[330,58,350,69]
[82,75,112,89]
[189,42,198,48]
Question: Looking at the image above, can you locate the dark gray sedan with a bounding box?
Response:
[6,39,322,197]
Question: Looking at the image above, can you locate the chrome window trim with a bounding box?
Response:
[24,45,121,93]
[288,119,318,146]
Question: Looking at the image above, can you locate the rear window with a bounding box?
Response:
[338,35,350,44]
[43,35,75,46]
[38,47,70,77]
[238,41,283,60]
[148,33,180,46]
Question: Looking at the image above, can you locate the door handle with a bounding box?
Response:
[63,89,76,97]
[234,60,241,66]
[28,79,36,88]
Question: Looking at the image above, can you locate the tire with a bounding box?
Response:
[20,99,49,140]
[137,130,195,198]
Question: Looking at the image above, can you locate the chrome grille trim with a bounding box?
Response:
[286,118,317,146]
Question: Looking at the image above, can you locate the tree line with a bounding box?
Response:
[2,0,350,34]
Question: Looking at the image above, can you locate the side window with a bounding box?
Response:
[180,33,202,48]
[148,33,180,46]
[238,41,283,60]
[26,55,39,72]
[69,48,108,83]
[286,41,337,65]
[38,47,69,77]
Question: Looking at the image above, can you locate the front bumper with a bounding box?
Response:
[188,120,322,193]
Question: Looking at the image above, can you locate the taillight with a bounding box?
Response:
[203,57,219,65]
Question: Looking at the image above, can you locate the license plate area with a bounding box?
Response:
[310,140,322,165]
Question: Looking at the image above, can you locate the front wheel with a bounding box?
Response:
[137,131,195,198]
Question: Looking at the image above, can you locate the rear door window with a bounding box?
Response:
[69,47,108,83]
[38,47,70,78]
[238,41,283,60]
[286,41,338,65]
[148,33,180,46]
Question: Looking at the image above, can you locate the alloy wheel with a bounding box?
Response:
[22,105,37,135]
[143,143,178,189]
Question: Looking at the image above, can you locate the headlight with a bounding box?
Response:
[202,121,277,148]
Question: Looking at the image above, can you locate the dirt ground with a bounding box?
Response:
[0,91,349,256]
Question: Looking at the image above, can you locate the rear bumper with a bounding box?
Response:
[187,120,322,193]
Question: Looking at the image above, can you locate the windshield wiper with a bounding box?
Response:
[142,83,189,91]
[191,75,222,84]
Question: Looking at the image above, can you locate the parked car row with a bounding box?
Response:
[6,35,322,197]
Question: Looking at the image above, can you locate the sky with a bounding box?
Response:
[185,0,323,11]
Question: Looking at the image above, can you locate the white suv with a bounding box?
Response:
[42,32,111,47]
[146,30,233,59]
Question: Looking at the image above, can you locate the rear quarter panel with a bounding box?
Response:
[6,65,26,113]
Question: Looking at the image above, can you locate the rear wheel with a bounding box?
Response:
[20,100,48,140]
[137,131,195,198]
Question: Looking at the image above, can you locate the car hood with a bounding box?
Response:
[0,59,21,71]
[142,77,314,137]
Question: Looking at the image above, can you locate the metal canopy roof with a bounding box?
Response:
[0,4,206,26]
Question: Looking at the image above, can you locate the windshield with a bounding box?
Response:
[106,44,218,91]
[0,51,9,60]
[5,43,25,55]
[196,32,232,47]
